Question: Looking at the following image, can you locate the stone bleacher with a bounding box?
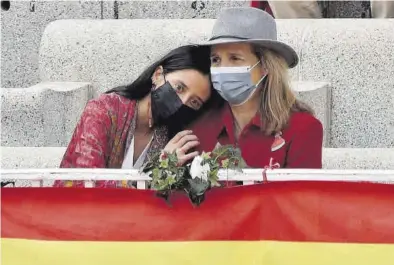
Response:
[1,18,393,169]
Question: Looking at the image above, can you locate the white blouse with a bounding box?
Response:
[121,136,153,169]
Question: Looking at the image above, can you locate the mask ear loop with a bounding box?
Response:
[247,60,266,87]
[255,74,267,88]
[232,61,267,107]
[148,70,167,129]
[252,59,267,88]
[248,60,261,71]
[148,100,153,128]
[149,74,158,128]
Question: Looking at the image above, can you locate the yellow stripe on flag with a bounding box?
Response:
[2,238,394,265]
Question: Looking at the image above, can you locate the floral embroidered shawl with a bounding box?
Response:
[54,93,168,188]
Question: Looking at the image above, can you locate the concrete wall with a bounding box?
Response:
[1,0,112,88]
[2,1,390,150]
[1,0,248,89]
[1,1,371,89]
[323,1,371,18]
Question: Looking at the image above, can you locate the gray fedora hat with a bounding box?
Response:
[202,7,298,68]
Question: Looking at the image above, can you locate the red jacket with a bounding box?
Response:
[251,1,274,18]
[188,103,323,169]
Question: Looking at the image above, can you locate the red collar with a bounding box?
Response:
[218,104,261,140]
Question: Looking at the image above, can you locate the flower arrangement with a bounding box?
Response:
[142,145,246,206]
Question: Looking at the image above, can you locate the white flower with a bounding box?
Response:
[190,155,210,181]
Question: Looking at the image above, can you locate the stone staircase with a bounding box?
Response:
[1,18,394,169]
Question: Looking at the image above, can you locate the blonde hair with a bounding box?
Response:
[253,46,313,135]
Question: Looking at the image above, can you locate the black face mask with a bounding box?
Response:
[151,81,198,127]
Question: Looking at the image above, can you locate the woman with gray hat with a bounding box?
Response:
[189,7,323,170]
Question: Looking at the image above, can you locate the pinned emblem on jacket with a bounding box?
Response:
[271,131,285,152]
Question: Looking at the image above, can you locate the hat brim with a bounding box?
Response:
[199,38,298,68]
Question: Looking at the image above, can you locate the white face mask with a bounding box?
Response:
[210,61,266,106]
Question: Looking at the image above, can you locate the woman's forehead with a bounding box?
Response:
[168,69,209,88]
[211,43,253,54]
[168,69,205,80]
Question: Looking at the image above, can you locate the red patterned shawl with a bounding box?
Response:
[54,93,168,188]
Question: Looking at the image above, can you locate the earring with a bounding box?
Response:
[148,101,153,128]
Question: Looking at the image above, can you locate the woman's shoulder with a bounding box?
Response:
[87,92,136,113]
[188,104,227,132]
[92,92,135,106]
[287,111,323,134]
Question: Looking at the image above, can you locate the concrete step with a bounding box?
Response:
[1,81,331,147]
[1,82,92,147]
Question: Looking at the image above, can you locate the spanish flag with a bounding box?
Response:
[2,181,394,265]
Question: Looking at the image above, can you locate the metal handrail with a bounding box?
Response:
[2,168,394,183]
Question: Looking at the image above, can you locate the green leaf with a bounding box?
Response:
[156,179,171,191]
[160,159,169,169]
[158,169,164,179]
[208,168,218,181]
[186,178,210,206]
[221,158,229,169]
[201,152,211,160]
[187,178,210,197]
[210,178,221,187]
[152,168,160,178]
[208,168,220,187]
[168,152,179,164]
[166,175,176,185]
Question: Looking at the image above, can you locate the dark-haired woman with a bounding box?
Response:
[54,45,217,188]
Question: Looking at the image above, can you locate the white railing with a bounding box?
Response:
[1,168,394,189]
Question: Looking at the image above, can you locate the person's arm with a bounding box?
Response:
[54,97,111,187]
[285,118,323,168]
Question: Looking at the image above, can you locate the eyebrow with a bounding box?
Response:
[228,52,244,57]
[210,51,244,57]
[179,80,204,104]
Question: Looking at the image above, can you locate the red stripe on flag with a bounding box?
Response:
[2,181,394,243]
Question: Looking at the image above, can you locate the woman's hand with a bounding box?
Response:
[164,130,200,166]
